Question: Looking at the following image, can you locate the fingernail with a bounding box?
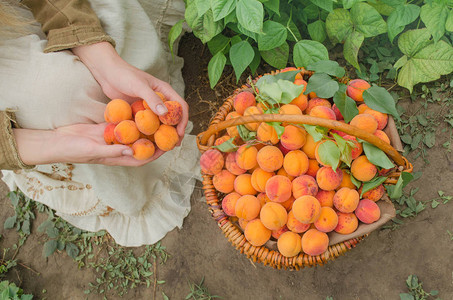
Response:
[156,104,168,115]
[122,149,133,156]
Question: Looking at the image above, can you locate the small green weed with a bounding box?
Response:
[0,280,33,300]
[185,277,221,300]
[400,275,439,300]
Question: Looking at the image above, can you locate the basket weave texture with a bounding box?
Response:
[197,69,413,270]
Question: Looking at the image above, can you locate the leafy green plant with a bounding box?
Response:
[170,0,453,93]
[400,275,439,300]
[185,277,221,300]
[0,280,33,300]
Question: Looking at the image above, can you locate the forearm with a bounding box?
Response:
[13,128,58,166]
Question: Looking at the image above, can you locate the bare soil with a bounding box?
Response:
[1,33,453,299]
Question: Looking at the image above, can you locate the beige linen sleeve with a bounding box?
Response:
[22,0,115,52]
[0,111,35,170]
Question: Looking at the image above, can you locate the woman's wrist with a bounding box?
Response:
[13,128,59,165]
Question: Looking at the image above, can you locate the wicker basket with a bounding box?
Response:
[196,69,413,270]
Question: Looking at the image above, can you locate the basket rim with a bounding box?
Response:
[197,68,413,270]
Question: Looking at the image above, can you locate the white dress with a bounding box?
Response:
[0,0,201,247]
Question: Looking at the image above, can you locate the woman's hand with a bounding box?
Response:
[72,42,189,144]
[14,123,165,166]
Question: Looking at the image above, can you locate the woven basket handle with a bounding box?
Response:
[198,114,407,167]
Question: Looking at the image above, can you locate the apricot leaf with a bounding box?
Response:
[387,4,420,43]
[386,171,413,200]
[420,2,448,42]
[333,84,359,123]
[208,52,226,88]
[350,174,362,189]
[362,86,399,118]
[268,122,285,138]
[230,41,254,82]
[305,73,339,99]
[293,40,329,68]
[362,142,395,169]
[236,0,263,33]
[317,140,341,169]
[350,3,387,37]
[168,19,184,58]
[308,20,327,43]
[303,125,328,142]
[260,41,289,69]
[307,60,345,78]
[343,30,364,70]
[361,176,387,197]
[212,137,238,152]
[326,8,353,44]
[258,21,287,51]
[333,133,353,167]
[211,0,236,22]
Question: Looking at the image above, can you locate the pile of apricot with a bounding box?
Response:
[103,94,182,160]
[200,71,390,258]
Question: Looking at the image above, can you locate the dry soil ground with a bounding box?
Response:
[1,33,453,300]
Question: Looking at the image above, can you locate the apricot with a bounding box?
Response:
[374,130,390,144]
[301,134,319,159]
[286,210,310,233]
[335,212,359,234]
[283,150,309,177]
[347,79,371,102]
[279,104,302,116]
[363,109,388,130]
[225,152,246,175]
[277,231,302,257]
[222,192,241,216]
[280,196,295,212]
[200,149,224,175]
[316,167,343,191]
[361,184,385,202]
[257,192,271,207]
[351,155,377,182]
[333,187,360,213]
[265,175,292,203]
[214,135,231,146]
[114,120,140,144]
[213,170,236,194]
[104,123,119,144]
[257,123,279,145]
[301,229,329,256]
[226,112,241,139]
[244,219,271,246]
[280,125,307,150]
[233,91,256,115]
[358,103,369,114]
[235,195,261,220]
[260,202,288,230]
[350,114,378,134]
[292,195,321,224]
[257,146,284,172]
[251,168,274,193]
[131,139,155,160]
[234,174,257,195]
[308,91,317,99]
[315,190,335,208]
[238,218,249,230]
[158,101,182,125]
[104,99,132,124]
[290,92,308,112]
[272,225,289,240]
[309,106,336,120]
[276,168,295,181]
[355,199,381,224]
[304,98,331,114]
[142,92,166,110]
[332,104,344,121]
[135,109,160,135]
[131,100,146,117]
[292,175,318,198]
[306,159,320,178]
[243,106,262,131]
[154,124,179,151]
[236,145,258,170]
[314,207,338,233]
[294,78,307,92]
[343,135,363,159]
[337,169,356,190]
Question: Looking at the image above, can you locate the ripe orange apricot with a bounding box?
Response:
[135,109,160,135]
[131,139,155,160]
[114,120,140,144]
[104,99,132,124]
[154,124,179,151]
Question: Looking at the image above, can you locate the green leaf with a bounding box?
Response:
[361,176,387,197]
[186,8,223,44]
[268,122,285,138]
[237,23,258,41]
[446,9,453,32]
[196,0,211,16]
[386,172,414,200]
[4,216,16,229]
[37,219,53,233]
[342,0,366,10]
[306,60,345,78]
[343,30,364,70]
[249,47,261,74]
[293,40,329,68]
[350,3,387,37]
[431,199,440,209]
[8,191,19,207]
[168,19,184,58]
[207,34,230,55]
[212,137,238,152]
[362,85,399,118]
[304,4,320,20]
[208,52,227,88]
[236,0,263,33]
[398,28,432,57]
[308,20,327,43]
[255,70,301,89]
[333,85,358,123]
[399,293,415,300]
[66,242,80,259]
[387,4,420,43]
[317,140,341,169]
[211,0,236,22]
[326,8,353,44]
[303,125,326,142]
[229,41,254,82]
[43,240,58,258]
[258,20,287,51]
[423,131,436,148]
[46,227,59,239]
[309,0,333,12]
[260,41,289,69]
[305,72,339,99]
[162,292,170,300]
[333,133,353,166]
[362,142,395,169]
[278,80,305,104]
[264,0,280,16]
[420,2,448,43]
